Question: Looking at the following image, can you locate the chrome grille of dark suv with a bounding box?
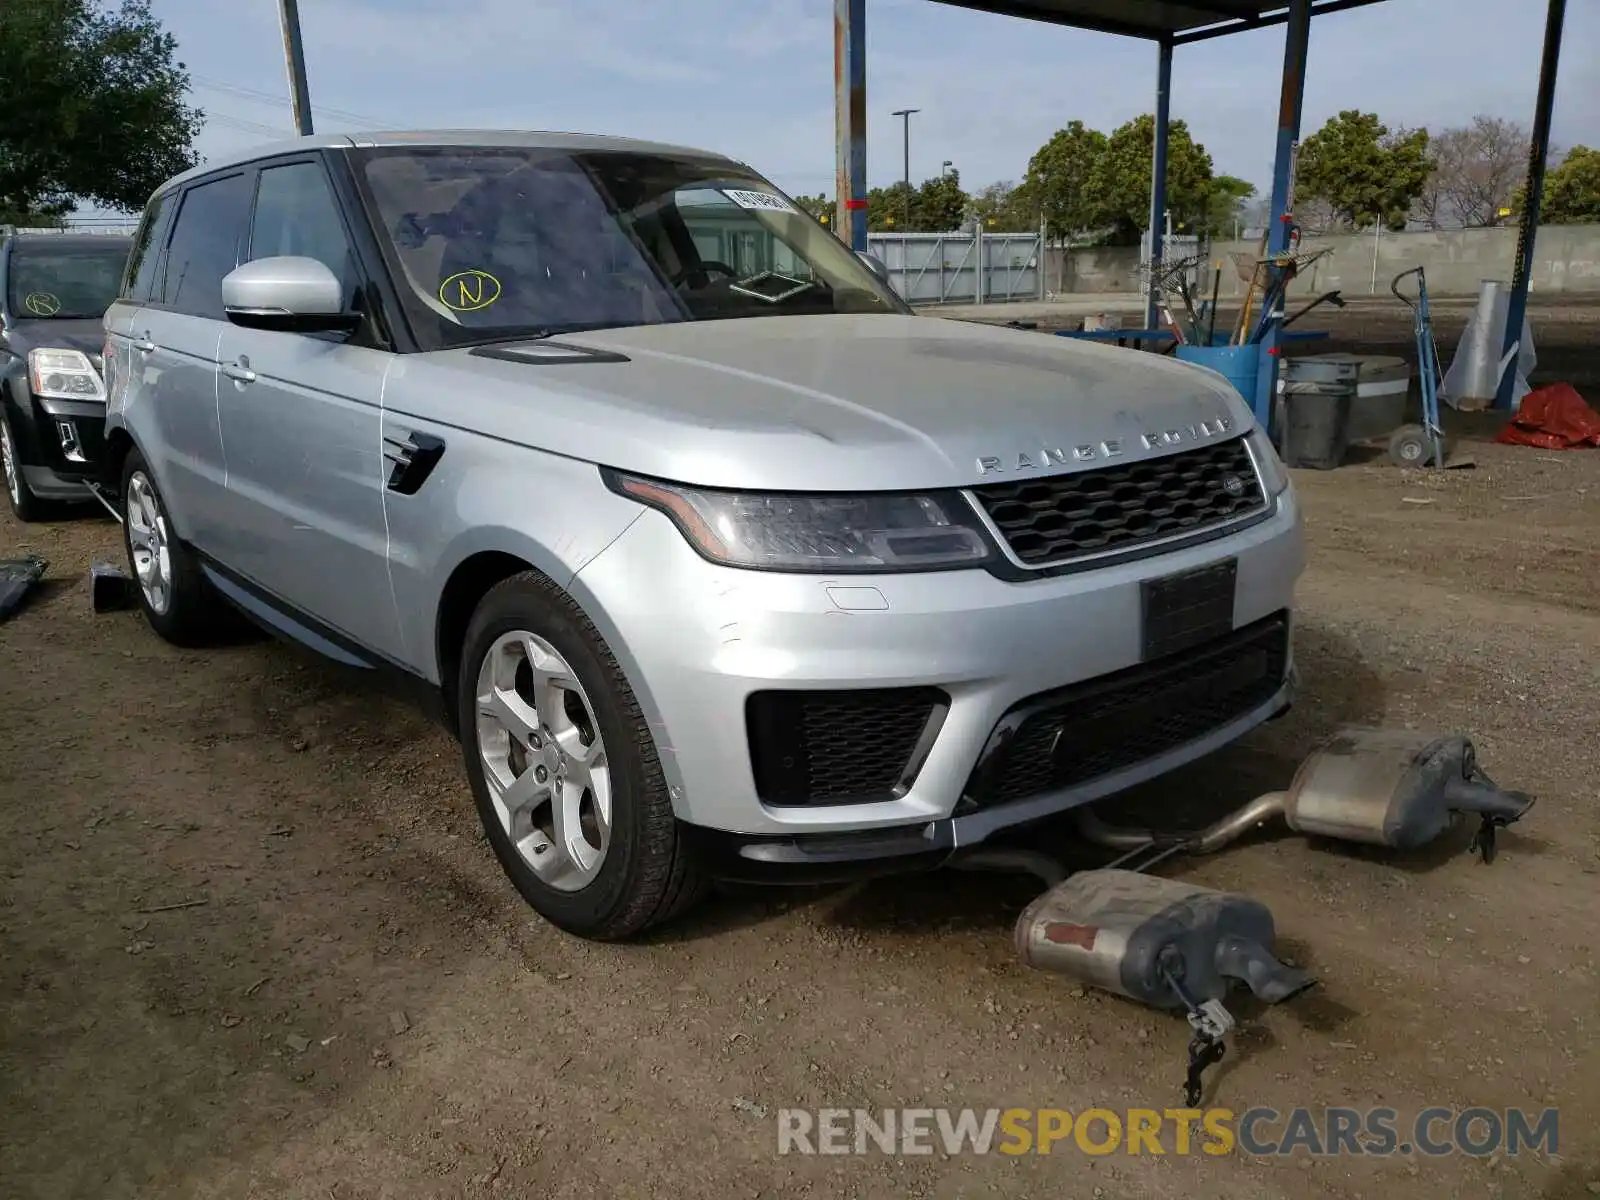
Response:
[970,437,1265,567]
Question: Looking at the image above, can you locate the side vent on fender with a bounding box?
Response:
[384,430,446,495]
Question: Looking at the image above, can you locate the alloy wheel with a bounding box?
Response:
[1,420,20,508]
[125,471,173,615]
[475,630,612,891]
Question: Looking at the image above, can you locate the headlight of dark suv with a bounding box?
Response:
[28,348,106,402]
[605,470,995,572]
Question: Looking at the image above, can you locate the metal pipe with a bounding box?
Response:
[1074,791,1287,856]
[833,0,868,252]
[1251,0,1312,427]
[1496,0,1566,411]
[277,0,314,136]
[892,108,920,230]
[1145,37,1173,332]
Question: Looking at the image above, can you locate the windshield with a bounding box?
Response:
[352,146,909,349]
[6,240,131,320]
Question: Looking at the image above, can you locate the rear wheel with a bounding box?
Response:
[1,412,50,522]
[1387,424,1431,468]
[458,571,707,940]
[121,449,222,646]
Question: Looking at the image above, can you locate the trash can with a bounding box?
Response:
[1293,353,1410,443]
[1280,358,1357,470]
[1174,343,1263,410]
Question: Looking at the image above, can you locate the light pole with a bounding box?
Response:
[277,0,314,135]
[891,107,919,229]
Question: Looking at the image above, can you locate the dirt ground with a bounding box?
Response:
[3,299,1598,1199]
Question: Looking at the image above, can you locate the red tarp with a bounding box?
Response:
[1495,383,1600,450]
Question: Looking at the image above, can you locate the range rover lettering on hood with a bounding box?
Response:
[974,413,1235,477]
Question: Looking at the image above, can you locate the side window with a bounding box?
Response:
[122,190,177,302]
[247,162,359,306]
[159,172,255,318]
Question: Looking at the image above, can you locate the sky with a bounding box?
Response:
[125,0,1600,208]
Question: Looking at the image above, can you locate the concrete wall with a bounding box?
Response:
[1042,224,1600,299]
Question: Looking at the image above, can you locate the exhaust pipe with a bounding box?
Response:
[1015,868,1313,1105]
[1075,727,1533,863]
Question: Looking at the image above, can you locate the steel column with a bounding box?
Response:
[1252,0,1312,426]
[1496,0,1566,410]
[1145,37,1173,332]
[834,0,868,252]
[277,0,314,136]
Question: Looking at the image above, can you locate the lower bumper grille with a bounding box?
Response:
[747,687,948,807]
[961,613,1290,810]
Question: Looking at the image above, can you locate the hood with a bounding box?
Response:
[1,318,107,366]
[389,314,1255,493]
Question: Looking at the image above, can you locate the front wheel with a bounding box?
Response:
[1387,424,1432,468]
[1,412,51,522]
[457,571,707,940]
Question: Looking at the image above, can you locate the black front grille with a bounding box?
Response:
[971,437,1266,567]
[747,688,947,806]
[961,613,1289,810]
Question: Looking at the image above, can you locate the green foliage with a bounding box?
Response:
[1085,115,1215,243]
[1540,146,1600,224]
[1018,120,1107,241]
[914,168,966,232]
[0,0,202,219]
[1201,175,1256,238]
[793,193,836,229]
[1296,110,1433,231]
[969,180,1037,233]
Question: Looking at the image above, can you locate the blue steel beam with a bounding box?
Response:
[1171,0,1389,45]
[1146,36,1173,331]
[835,0,869,252]
[1250,0,1311,428]
[1497,0,1566,411]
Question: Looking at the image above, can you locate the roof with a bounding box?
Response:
[924,0,1389,43]
[159,129,734,194]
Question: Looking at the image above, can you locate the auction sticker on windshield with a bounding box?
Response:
[722,189,797,214]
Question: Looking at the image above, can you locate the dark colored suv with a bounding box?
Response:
[0,229,134,519]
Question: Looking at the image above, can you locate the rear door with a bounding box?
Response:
[104,189,178,463]
[212,155,403,660]
[129,170,256,547]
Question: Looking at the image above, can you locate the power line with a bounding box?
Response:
[192,75,390,129]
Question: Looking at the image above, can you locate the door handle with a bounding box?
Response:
[222,360,256,384]
[133,334,155,353]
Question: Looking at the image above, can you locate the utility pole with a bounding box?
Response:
[278,0,315,136]
[892,108,919,230]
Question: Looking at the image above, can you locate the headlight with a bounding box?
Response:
[607,471,995,572]
[28,348,106,402]
[1247,427,1289,497]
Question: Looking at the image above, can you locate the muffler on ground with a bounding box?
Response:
[1015,869,1313,1106]
[1076,726,1535,864]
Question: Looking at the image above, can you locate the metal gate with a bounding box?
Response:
[866,231,1042,306]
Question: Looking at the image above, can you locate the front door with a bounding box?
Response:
[212,157,404,662]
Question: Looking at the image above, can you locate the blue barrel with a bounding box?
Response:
[1174,343,1263,408]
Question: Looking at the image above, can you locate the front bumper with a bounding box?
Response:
[574,483,1304,861]
[14,393,107,499]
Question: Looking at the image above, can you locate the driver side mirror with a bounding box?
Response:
[221,256,361,334]
[856,250,893,286]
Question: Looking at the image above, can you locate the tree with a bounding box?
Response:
[793,193,836,231]
[1200,175,1256,239]
[1084,114,1214,244]
[1295,110,1432,231]
[1540,146,1600,224]
[1418,116,1530,228]
[1018,120,1107,242]
[1,0,202,220]
[866,181,913,232]
[969,180,1036,233]
[913,168,966,232]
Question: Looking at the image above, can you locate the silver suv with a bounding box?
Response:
[102,131,1303,940]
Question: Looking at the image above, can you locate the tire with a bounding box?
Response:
[120,448,221,646]
[1,411,51,522]
[1387,424,1430,468]
[457,571,707,940]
